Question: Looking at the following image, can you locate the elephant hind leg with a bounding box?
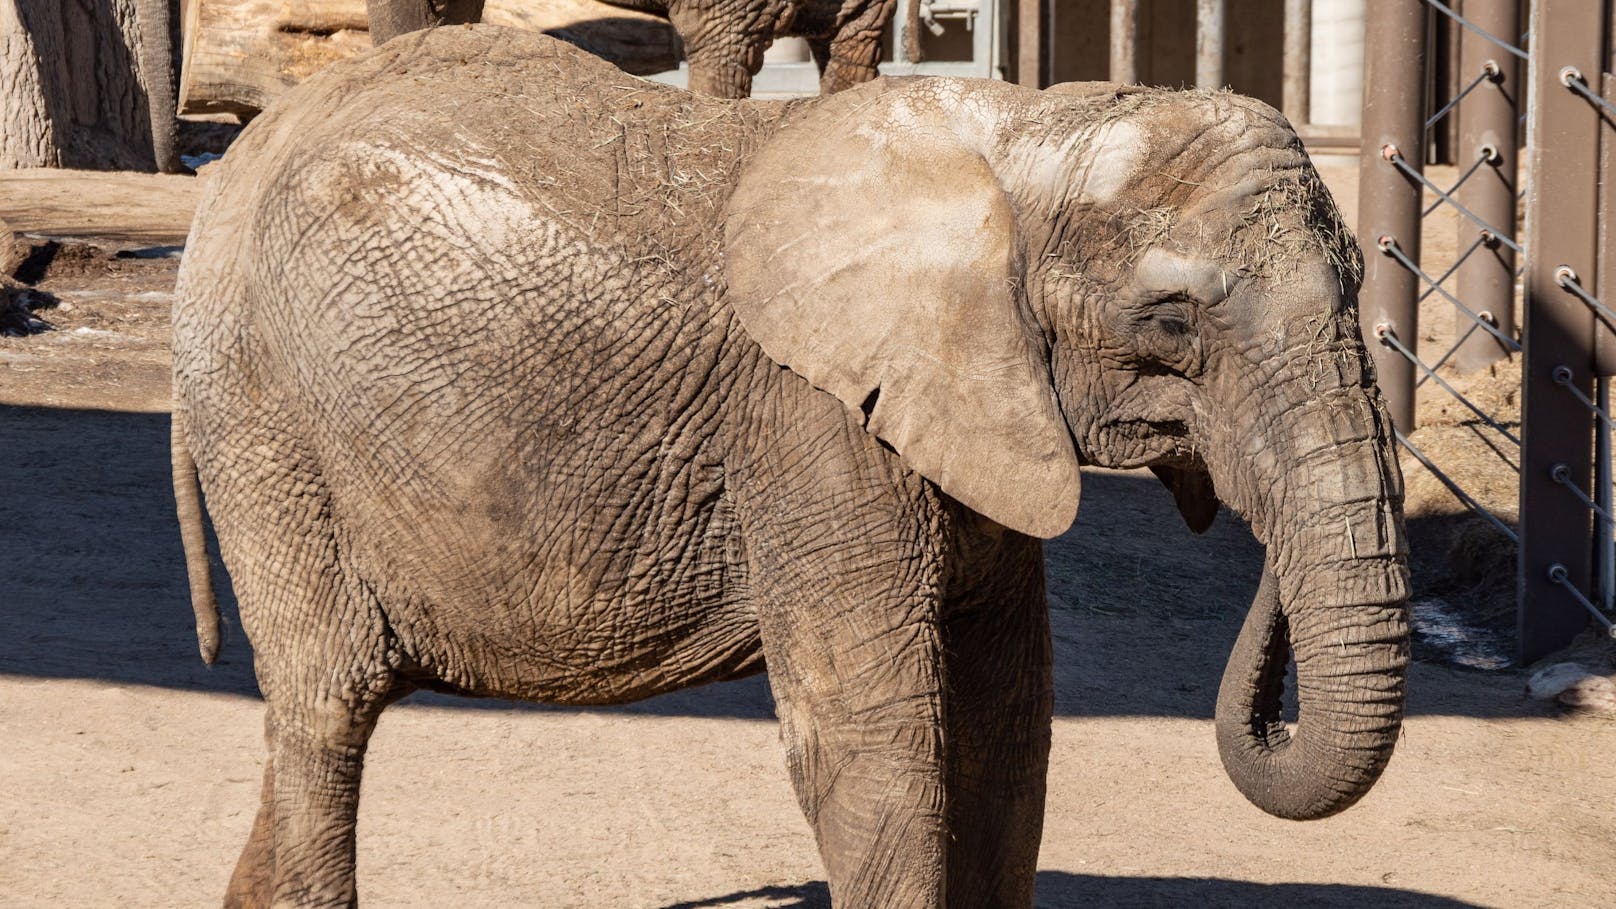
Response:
[224,760,277,909]
[225,668,412,909]
[257,675,401,908]
[204,438,407,905]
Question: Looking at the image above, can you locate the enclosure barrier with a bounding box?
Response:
[1358,0,1616,662]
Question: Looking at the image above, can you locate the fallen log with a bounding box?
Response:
[178,0,681,117]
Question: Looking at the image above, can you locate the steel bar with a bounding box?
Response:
[1422,0,1531,60]
[1016,0,1042,88]
[1282,0,1311,125]
[1426,68,1500,130]
[1598,71,1616,376]
[1547,565,1616,636]
[1386,152,1522,253]
[1379,330,1521,444]
[1418,235,1487,295]
[1553,365,1616,433]
[1196,0,1226,90]
[1454,0,1521,373]
[1418,321,1484,383]
[1397,431,1520,544]
[1600,379,1614,611]
[1517,0,1605,664]
[1379,238,1520,351]
[1422,154,1490,216]
[1358,0,1428,432]
[1109,0,1139,84]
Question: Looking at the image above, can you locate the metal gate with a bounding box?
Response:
[1358,0,1616,663]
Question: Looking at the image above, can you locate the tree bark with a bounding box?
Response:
[0,0,178,171]
[178,0,680,118]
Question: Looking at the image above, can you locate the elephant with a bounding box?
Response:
[170,25,1410,909]
[364,0,907,97]
[136,0,181,172]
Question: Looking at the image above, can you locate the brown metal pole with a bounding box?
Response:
[1017,0,1043,87]
[1196,0,1226,90]
[1282,0,1311,125]
[1518,0,1606,663]
[1453,0,1522,373]
[1110,0,1139,84]
[1357,0,1427,432]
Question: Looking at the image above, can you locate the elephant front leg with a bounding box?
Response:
[757,590,949,907]
[939,535,1053,908]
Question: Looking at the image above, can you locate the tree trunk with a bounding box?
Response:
[178,0,680,118]
[0,0,178,171]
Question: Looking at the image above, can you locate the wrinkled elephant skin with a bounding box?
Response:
[365,0,898,98]
[172,28,1410,909]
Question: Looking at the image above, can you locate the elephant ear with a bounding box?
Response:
[1150,465,1219,534]
[723,87,1081,539]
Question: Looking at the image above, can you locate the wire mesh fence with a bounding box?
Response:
[1359,0,1616,662]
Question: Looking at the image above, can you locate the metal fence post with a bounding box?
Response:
[1110,0,1139,84]
[1453,0,1522,373]
[1197,0,1226,90]
[1518,0,1606,663]
[1283,0,1312,126]
[1358,0,1428,432]
[1017,0,1044,87]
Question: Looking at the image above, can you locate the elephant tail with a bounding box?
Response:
[172,415,220,664]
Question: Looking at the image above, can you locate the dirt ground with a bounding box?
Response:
[1,155,1613,909]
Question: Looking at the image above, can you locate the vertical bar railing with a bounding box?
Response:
[1359,0,1429,433]
[1110,0,1139,84]
[1453,0,1523,373]
[1197,0,1226,90]
[1518,0,1609,662]
[1283,0,1311,126]
[1016,0,1044,87]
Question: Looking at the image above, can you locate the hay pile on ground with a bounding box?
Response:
[1400,355,1522,658]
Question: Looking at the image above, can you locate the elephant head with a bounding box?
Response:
[724,78,1409,820]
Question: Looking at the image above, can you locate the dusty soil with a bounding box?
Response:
[1,162,1612,909]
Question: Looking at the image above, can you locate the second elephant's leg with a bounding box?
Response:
[366,0,485,45]
[668,2,771,97]
[939,535,1053,907]
[816,0,897,93]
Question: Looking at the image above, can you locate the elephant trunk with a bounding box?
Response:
[1211,379,1410,820]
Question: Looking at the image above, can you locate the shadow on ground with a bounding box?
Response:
[1,404,1532,720]
[662,874,1487,909]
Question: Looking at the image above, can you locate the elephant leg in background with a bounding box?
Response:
[667,0,772,97]
[939,533,1053,907]
[814,0,896,94]
[134,0,179,172]
[365,0,487,45]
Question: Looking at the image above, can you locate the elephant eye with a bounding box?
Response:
[1141,293,1197,336]
[1129,293,1201,369]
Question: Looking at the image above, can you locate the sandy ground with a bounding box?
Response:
[1,156,1613,909]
